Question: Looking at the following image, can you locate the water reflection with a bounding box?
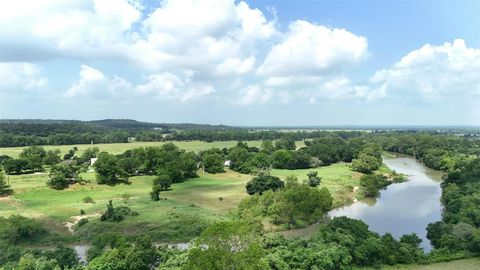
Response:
[329,156,443,251]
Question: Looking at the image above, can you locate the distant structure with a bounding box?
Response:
[90,158,98,166]
[224,160,231,167]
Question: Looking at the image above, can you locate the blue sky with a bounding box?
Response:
[0,0,479,125]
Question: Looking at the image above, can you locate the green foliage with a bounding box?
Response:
[275,138,296,150]
[154,174,173,191]
[0,167,11,195]
[260,140,275,154]
[360,174,390,197]
[305,137,362,165]
[43,149,61,165]
[19,146,46,172]
[3,158,29,174]
[80,146,100,162]
[63,147,77,160]
[47,163,83,189]
[271,149,292,169]
[83,196,95,203]
[270,149,312,170]
[86,233,128,262]
[228,146,252,173]
[352,145,383,174]
[100,200,136,222]
[240,179,333,228]
[202,153,225,173]
[2,215,45,243]
[245,174,284,195]
[150,174,172,201]
[186,221,268,270]
[86,236,158,270]
[306,171,321,187]
[94,152,128,185]
[150,185,162,201]
[44,245,79,270]
[16,253,58,270]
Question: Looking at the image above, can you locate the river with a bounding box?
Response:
[285,155,444,251]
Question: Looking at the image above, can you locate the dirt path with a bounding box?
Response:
[64,214,100,233]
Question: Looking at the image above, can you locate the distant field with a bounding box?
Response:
[271,162,363,207]
[355,258,480,270]
[0,140,306,157]
[0,140,260,158]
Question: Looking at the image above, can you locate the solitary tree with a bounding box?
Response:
[246,174,284,195]
[0,167,10,195]
[150,185,162,201]
[307,171,321,187]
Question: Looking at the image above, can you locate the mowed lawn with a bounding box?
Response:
[271,162,363,207]
[355,258,480,270]
[0,140,306,158]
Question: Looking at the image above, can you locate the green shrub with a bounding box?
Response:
[83,196,95,204]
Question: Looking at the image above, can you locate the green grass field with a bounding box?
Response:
[355,258,480,270]
[0,140,306,158]
[271,162,364,207]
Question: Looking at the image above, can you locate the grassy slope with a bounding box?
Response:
[355,258,480,270]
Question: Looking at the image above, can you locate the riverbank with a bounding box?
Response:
[280,155,444,252]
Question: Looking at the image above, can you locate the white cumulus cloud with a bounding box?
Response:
[237,85,273,105]
[66,65,131,98]
[67,65,214,102]
[0,63,47,91]
[0,0,143,61]
[370,39,480,99]
[258,20,368,77]
[135,72,215,102]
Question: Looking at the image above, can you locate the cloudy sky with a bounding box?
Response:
[0,0,479,126]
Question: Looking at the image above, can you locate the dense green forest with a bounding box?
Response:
[0,128,479,269]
